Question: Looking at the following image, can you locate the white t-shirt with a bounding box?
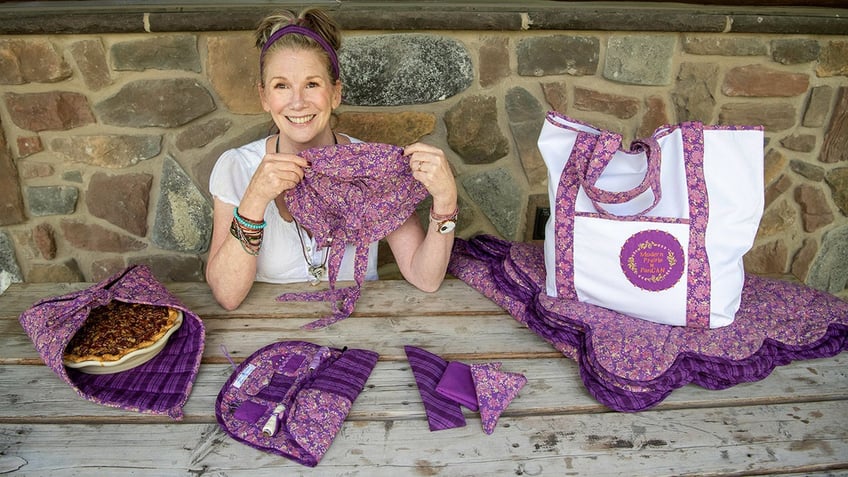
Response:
[209,136,379,284]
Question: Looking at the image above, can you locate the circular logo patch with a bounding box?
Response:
[620,229,685,291]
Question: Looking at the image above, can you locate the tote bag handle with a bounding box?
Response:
[572,130,663,218]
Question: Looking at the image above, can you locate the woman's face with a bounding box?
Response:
[259,47,341,152]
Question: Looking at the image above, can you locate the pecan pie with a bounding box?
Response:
[63,301,181,364]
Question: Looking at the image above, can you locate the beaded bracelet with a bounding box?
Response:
[429,205,458,222]
[234,207,266,230]
[230,217,263,256]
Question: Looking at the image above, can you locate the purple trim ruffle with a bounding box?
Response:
[449,235,848,412]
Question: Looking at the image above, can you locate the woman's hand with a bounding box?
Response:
[405,142,457,213]
[239,150,310,218]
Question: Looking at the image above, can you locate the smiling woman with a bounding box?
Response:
[204,7,459,312]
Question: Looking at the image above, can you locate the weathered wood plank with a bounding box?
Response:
[0,280,506,320]
[1,313,561,364]
[1,355,845,424]
[2,400,846,477]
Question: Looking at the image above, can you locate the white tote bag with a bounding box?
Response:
[539,112,764,328]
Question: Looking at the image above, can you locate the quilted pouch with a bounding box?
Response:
[17,264,205,419]
[215,341,379,467]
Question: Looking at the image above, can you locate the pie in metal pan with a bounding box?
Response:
[63,301,183,375]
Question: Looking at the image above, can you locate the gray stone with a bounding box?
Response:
[779,134,816,153]
[51,135,161,168]
[825,167,848,216]
[803,86,833,128]
[69,39,111,91]
[0,231,23,283]
[95,78,216,128]
[719,102,796,132]
[339,34,473,106]
[175,118,232,151]
[25,185,78,216]
[461,168,523,240]
[807,224,848,294]
[0,128,25,225]
[506,87,547,185]
[479,36,509,87]
[604,36,675,86]
[789,160,825,182]
[672,62,719,123]
[444,95,509,165]
[683,36,767,56]
[771,39,820,65]
[517,35,599,77]
[62,170,83,183]
[152,157,213,253]
[111,35,201,72]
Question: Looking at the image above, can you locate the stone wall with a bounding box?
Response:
[0,16,846,299]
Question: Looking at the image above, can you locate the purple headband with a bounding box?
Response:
[260,24,340,80]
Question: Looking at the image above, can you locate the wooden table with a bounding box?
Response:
[1,280,846,476]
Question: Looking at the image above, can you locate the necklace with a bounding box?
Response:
[293,218,330,285]
[276,132,336,285]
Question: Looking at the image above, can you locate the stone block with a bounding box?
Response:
[5,91,95,132]
[604,35,675,86]
[764,148,788,186]
[27,258,84,283]
[17,161,53,179]
[444,95,508,165]
[802,86,833,128]
[719,102,796,132]
[825,167,848,216]
[152,157,212,253]
[207,34,261,114]
[816,40,848,77]
[506,87,546,185]
[672,62,719,123]
[334,112,436,146]
[0,130,25,225]
[791,238,818,283]
[340,34,473,106]
[794,184,834,232]
[517,35,599,77]
[69,39,111,91]
[807,224,848,294]
[86,172,153,237]
[25,185,78,217]
[683,36,767,56]
[779,134,816,153]
[756,198,796,239]
[744,239,788,275]
[722,65,809,97]
[637,96,670,139]
[0,38,71,84]
[789,160,825,182]
[479,36,509,87]
[60,220,147,253]
[0,231,23,283]
[130,254,205,282]
[111,34,201,72]
[96,78,216,128]
[770,39,820,65]
[175,118,232,151]
[541,82,568,113]
[462,168,523,240]
[764,174,792,208]
[820,87,847,164]
[51,135,161,168]
[573,87,639,119]
[16,136,42,157]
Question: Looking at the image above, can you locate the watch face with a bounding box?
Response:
[438,220,456,234]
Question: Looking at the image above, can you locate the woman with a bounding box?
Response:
[207,8,458,310]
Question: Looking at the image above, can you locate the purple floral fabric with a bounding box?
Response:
[279,143,428,329]
[470,362,527,435]
[449,235,848,412]
[17,264,205,419]
[215,340,378,467]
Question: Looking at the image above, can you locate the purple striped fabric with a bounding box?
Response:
[18,264,205,419]
[404,345,467,431]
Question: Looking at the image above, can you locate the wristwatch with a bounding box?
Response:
[430,206,458,235]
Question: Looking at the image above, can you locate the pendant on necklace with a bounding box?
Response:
[308,265,325,286]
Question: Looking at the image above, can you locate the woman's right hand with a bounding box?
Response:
[239,150,310,217]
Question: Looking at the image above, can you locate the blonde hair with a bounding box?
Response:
[254,8,342,82]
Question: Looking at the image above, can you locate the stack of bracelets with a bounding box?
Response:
[230,207,266,256]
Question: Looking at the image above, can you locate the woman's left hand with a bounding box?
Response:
[405,142,457,210]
